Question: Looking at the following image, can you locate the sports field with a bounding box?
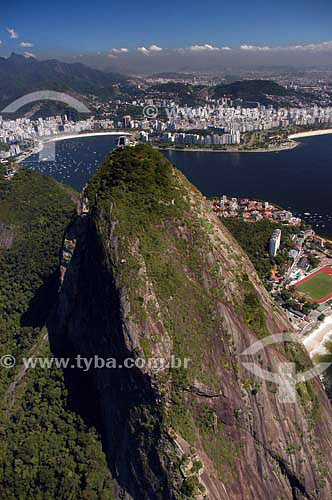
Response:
[295,266,332,303]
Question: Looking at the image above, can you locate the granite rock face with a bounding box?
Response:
[49,145,332,500]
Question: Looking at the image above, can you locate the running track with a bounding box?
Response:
[294,265,332,303]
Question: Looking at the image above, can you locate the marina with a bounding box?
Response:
[22,133,332,239]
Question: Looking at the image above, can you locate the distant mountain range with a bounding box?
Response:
[0,55,300,115]
[147,79,295,106]
[0,53,128,110]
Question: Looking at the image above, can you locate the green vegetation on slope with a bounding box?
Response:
[149,82,206,106]
[86,145,227,385]
[239,273,268,339]
[223,218,300,282]
[0,345,114,500]
[0,52,127,110]
[0,167,113,499]
[85,145,271,486]
[222,217,321,419]
[213,79,293,105]
[0,168,76,389]
[45,144,325,498]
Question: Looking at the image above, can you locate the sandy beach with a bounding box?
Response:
[44,131,131,143]
[302,316,332,356]
[289,129,332,140]
[17,131,131,163]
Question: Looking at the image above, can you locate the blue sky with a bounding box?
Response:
[1,0,332,70]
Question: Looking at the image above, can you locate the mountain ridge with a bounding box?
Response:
[0,53,128,110]
[48,144,332,499]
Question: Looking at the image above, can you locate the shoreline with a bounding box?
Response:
[17,129,332,242]
[17,131,128,163]
[316,235,332,245]
[43,131,130,143]
[303,316,332,357]
[20,127,332,161]
[289,129,332,140]
[157,141,299,154]
[158,128,332,153]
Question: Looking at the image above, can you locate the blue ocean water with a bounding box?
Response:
[23,134,332,238]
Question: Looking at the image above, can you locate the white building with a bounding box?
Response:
[269,229,281,257]
[140,131,149,142]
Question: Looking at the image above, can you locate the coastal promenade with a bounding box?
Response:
[44,131,132,143]
[289,129,332,139]
[43,127,332,152]
[17,126,332,167]
[17,130,133,163]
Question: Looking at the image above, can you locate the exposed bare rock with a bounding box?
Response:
[49,145,332,500]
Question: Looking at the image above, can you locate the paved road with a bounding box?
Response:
[282,242,304,286]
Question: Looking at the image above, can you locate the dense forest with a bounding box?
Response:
[222,217,300,282]
[213,79,294,105]
[149,82,207,106]
[0,166,113,499]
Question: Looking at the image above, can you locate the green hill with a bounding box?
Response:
[149,82,206,105]
[213,79,293,104]
[48,145,332,499]
[2,148,332,499]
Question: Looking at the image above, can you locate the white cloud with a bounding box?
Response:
[23,51,36,58]
[6,28,19,39]
[0,40,2,45]
[137,46,150,55]
[137,45,162,55]
[189,44,220,51]
[97,40,332,61]
[287,41,332,51]
[175,44,230,53]
[19,42,34,48]
[111,47,128,53]
[240,44,271,51]
[148,44,162,52]
[239,41,332,53]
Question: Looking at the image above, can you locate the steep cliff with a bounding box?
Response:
[49,144,332,500]
[0,168,114,499]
